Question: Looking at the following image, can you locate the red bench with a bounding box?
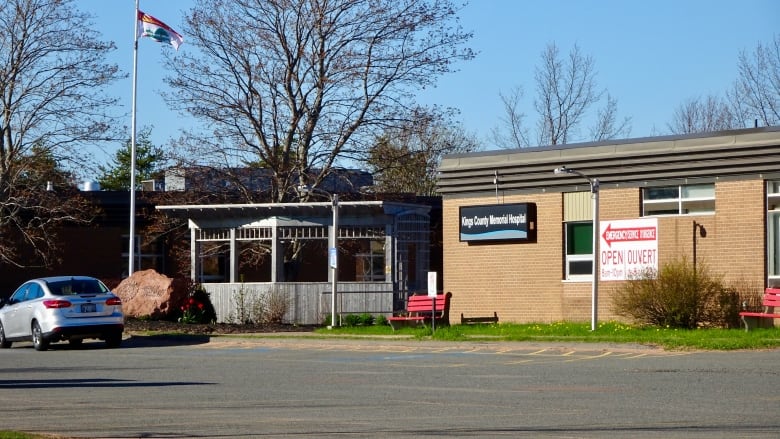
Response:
[388,292,452,330]
[739,288,780,331]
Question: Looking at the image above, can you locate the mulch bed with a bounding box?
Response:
[123,317,318,335]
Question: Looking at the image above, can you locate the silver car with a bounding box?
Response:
[0,276,124,351]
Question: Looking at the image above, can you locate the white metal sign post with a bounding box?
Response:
[600,218,659,281]
[428,272,437,332]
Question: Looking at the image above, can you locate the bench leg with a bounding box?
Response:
[389,320,405,331]
[741,315,753,332]
[389,319,421,331]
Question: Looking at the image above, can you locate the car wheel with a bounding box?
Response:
[32,321,49,351]
[105,332,122,348]
[0,321,11,349]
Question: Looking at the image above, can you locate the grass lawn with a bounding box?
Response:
[316,321,780,350]
[0,432,62,439]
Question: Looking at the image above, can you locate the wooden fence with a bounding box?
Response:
[201,282,399,325]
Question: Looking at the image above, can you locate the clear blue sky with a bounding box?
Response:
[85,0,779,166]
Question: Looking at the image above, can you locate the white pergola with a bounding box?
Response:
[156,200,432,292]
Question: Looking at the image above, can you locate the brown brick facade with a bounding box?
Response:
[443,179,768,324]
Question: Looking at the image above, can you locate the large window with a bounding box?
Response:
[565,221,593,280]
[355,240,386,282]
[122,235,166,276]
[768,182,780,281]
[642,184,715,216]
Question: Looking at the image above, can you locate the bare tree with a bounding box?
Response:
[494,43,630,148]
[728,34,780,127]
[490,86,530,149]
[367,109,481,196]
[165,0,474,202]
[534,43,598,145]
[668,95,738,134]
[590,94,632,141]
[0,0,122,268]
[669,35,778,134]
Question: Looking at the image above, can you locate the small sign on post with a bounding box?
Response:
[428,272,437,332]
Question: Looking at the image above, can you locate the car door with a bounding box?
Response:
[15,283,42,337]
[4,284,31,337]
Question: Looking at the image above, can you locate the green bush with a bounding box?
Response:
[612,257,726,329]
[358,313,374,326]
[343,314,362,327]
[331,313,382,327]
[178,283,217,324]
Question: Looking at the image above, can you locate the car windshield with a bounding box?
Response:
[47,279,107,296]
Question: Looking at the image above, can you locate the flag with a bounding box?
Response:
[137,10,184,50]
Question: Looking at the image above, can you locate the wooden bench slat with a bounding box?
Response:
[407,304,447,312]
[461,312,499,325]
[739,312,780,317]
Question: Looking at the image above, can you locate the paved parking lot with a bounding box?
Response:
[1,335,778,438]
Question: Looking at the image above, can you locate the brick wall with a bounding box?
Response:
[443,193,562,323]
[443,179,768,324]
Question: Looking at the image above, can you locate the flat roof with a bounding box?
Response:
[438,126,780,196]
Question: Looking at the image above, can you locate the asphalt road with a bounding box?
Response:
[1,334,779,438]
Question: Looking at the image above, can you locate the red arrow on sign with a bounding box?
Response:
[601,223,657,248]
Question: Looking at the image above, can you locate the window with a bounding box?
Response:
[355,240,386,282]
[10,283,38,303]
[642,184,715,216]
[122,234,165,275]
[565,221,593,280]
[768,182,780,281]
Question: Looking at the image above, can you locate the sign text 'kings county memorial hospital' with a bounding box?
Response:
[459,203,537,242]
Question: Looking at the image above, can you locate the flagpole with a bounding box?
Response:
[129,0,140,275]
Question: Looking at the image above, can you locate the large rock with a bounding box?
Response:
[113,270,190,319]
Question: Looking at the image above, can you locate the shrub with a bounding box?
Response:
[178,283,217,324]
[339,313,378,327]
[707,287,741,329]
[227,285,289,325]
[323,313,386,327]
[343,314,362,327]
[323,314,335,326]
[358,313,375,326]
[228,283,255,324]
[260,288,289,324]
[712,278,766,329]
[612,257,725,329]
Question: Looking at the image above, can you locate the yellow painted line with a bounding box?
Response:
[564,352,612,362]
[624,353,648,359]
[505,359,534,365]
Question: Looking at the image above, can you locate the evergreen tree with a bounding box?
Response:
[98,128,166,190]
